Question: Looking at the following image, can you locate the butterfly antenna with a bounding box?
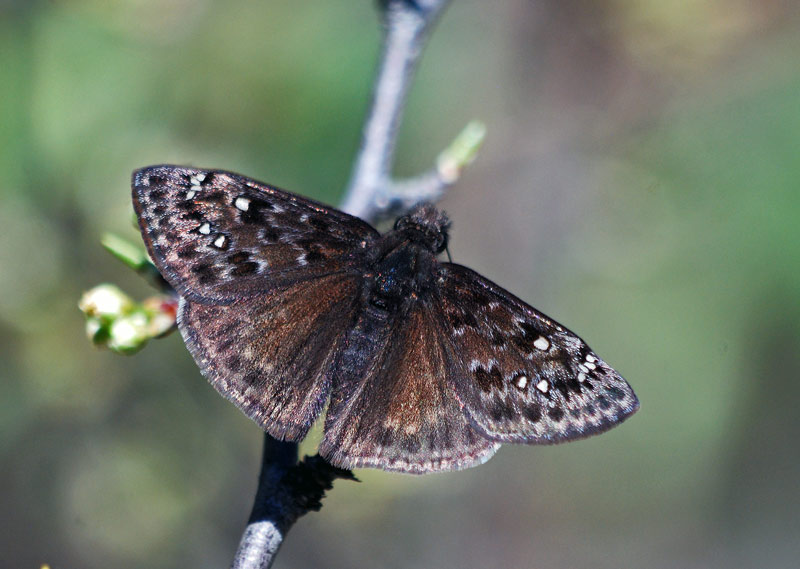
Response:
[445,245,453,263]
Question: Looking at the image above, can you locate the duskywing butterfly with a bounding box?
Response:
[133,165,638,474]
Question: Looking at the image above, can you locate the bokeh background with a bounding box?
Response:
[2,1,799,568]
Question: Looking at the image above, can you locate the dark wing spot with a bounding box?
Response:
[547,406,565,422]
[489,329,507,348]
[605,385,626,401]
[237,198,273,224]
[182,209,204,222]
[523,404,542,423]
[240,209,263,224]
[474,365,504,393]
[230,262,259,276]
[556,375,583,400]
[310,217,330,232]
[461,311,478,328]
[191,263,217,284]
[511,334,530,352]
[295,237,318,250]
[227,251,251,264]
[242,371,261,387]
[261,227,280,242]
[177,246,199,259]
[305,248,325,263]
[472,290,493,307]
[519,321,538,338]
[200,191,227,205]
[401,436,421,454]
[490,404,511,422]
[256,199,275,211]
[377,427,395,447]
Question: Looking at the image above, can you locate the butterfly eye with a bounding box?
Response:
[433,233,448,254]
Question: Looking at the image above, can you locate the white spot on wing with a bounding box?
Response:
[190,173,206,186]
[584,361,596,370]
[535,379,549,393]
[577,372,587,382]
[585,354,596,363]
[234,197,250,211]
[578,364,589,374]
[296,252,307,266]
[533,336,550,351]
[198,223,211,235]
[516,375,528,389]
[186,189,197,199]
[213,235,226,248]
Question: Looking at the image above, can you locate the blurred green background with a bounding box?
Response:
[2,1,799,568]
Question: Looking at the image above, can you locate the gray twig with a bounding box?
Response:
[340,0,453,219]
[231,1,455,568]
[231,437,356,569]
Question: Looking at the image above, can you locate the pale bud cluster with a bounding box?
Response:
[79,284,177,354]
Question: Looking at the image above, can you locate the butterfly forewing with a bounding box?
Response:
[320,301,499,474]
[178,273,362,441]
[133,165,379,302]
[436,263,639,444]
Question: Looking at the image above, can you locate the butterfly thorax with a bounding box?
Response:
[393,203,450,254]
[363,236,439,315]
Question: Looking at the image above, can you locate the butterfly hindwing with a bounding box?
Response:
[178,273,362,441]
[133,165,379,302]
[320,300,499,474]
[436,263,639,444]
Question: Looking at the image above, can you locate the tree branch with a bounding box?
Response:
[340,0,453,219]
[230,437,356,569]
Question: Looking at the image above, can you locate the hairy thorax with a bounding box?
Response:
[365,236,437,314]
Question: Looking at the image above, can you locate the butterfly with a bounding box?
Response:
[132,165,638,474]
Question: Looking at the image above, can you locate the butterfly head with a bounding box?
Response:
[394,203,451,254]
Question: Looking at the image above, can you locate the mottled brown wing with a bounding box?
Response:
[437,263,639,444]
[319,301,499,474]
[178,273,361,441]
[133,165,379,303]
